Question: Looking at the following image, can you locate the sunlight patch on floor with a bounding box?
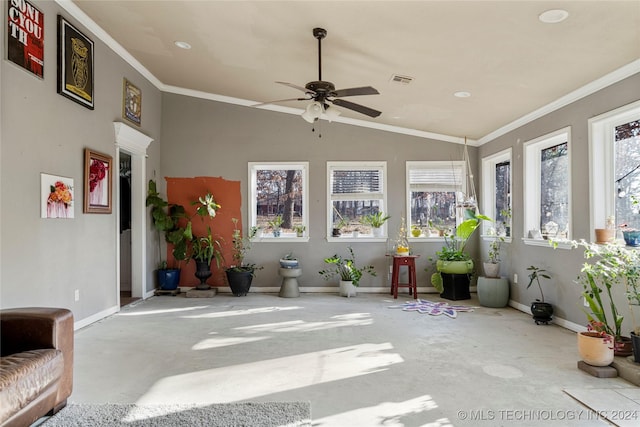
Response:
[313,395,451,427]
[182,306,301,319]
[136,343,403,404]
[191,336,269,350]
[233,313,373,333]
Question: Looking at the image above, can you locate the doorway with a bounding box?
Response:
[119,153,138,307]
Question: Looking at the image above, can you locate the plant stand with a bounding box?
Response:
[279,267,301,298]
[477,277,509,308]
[440,273,470,301]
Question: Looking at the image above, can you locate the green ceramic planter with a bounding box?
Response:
[436,259,474,274]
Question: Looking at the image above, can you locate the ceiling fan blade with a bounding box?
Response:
[333,86,379,97]
[252,97,309,107]
[275,81,316,95]
[331,99,381,118]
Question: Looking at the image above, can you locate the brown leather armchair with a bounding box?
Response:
[0,308,74,427]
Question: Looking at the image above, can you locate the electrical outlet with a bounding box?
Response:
[513,273,518,284]
[74,290,80,301]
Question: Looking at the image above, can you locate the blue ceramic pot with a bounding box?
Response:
[623,230,640,247]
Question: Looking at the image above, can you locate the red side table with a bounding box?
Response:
[389,255,419,299]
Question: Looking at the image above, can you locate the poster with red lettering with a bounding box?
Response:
[6,0,44,78]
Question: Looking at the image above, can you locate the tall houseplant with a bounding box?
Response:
[225,218,260,296]
[430,212,491,292]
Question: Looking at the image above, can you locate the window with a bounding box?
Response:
[481,149,512,238]
[590,100,640,241]
[327,161,387,240]
[406,161,467,238]
[523,127,571,244]
[249,162,308,240]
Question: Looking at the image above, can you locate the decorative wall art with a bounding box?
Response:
[57,15,94,109]
[41,173,74,219]
[123,78,142,126]
[7,0,44,78]
[84,149,112,213]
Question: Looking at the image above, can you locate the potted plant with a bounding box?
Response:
[332,216,348,237]
[293,224,306,237]
[577,320,615,367]
[225,218,260,296]
[624,261,640,362]
[484,233,504,278]
[360,211,390,237]
[411,225,422,238]
[526,265,553,325]
[430,212,491,293]
[146,179,191,290]
[268,214,284,237]
[319,246,376,297]
[191,230,223,291]
[572,240,636,356]
[279,252,299,268]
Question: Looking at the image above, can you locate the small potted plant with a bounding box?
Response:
[191,230,223,290]
[360,211,391,237]
[225,218,260,296]
[332,216,348,237]
[268,215,284,237]
[526,265,553,325]
[319,246,376,297]
[279,252,299,268]
[484,232,504,278]
[577,320,615,367]
[411,225,422,238]
[293,224,306,237]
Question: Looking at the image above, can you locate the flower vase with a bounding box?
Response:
[194,260,212,290]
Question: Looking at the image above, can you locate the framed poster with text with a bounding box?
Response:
[7,0,44,78]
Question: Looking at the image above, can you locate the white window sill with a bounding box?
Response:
[326,236,388,243]
[522,238,574,250]
[482,235,512,244]
[409,236,446,242]
[253,236,309,243]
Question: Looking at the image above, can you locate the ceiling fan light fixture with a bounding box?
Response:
[174,41,192,49]
[539,9,569,24]
[302,101,323,123]
[324,106,341,122]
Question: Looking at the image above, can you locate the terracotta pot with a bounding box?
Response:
[577,331,614,367]
[614,336,633,357]
[595,228,614,244]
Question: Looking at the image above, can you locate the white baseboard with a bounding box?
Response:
[74,305,119,331]
[509,300,586,333]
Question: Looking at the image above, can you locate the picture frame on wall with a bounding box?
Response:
[84,149,112,214]
[7,0,44,78]
[123,78,142,126]
[41,173,74,219]
[57,15,94,109]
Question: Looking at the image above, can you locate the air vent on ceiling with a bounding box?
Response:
[390,74,414,85]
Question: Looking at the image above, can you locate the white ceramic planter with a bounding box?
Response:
[339,280,357,297]
[577,331,614,367]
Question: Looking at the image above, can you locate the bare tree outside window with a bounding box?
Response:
[255,169,303,231]
[615,120,640,228]
[540,142,568,235]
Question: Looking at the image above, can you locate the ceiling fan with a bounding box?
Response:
[256,27,381,123]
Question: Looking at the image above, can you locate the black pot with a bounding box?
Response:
[225,268,254,296]
[631,332,640,363]
[531,301,553,325]
[157,269,180,290]
[194,260,212,290]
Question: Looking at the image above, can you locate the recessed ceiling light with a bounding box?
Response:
[454,91,471,98]
[174,41,192,50]
[539,9,569,24]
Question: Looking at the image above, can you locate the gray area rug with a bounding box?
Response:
[43,402,311,427]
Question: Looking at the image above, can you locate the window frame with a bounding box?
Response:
[589,100,640,242]
[326,161,388,242]
[522,126,572,247]
[481,148,512,242]
[405,160,467,241]
[248,162,309,242]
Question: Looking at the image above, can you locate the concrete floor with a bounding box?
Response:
[70,292,637,426]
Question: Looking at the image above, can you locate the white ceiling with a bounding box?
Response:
[68,0,640,144]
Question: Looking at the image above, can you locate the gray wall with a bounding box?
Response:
[160,93,479,291]
[0,1,162,322]
[478,72,640,331]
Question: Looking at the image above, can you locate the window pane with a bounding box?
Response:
[495,161,511,235]
[615,120,640,228]
[410,191,457,233]
[255,169,303,231]
[540,142,569,234]
[332,200,381,233]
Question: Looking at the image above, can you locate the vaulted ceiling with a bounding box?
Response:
[70,0,640,143]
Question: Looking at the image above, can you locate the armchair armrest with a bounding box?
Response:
[0,308,74,402]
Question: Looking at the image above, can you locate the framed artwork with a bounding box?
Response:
[84,149,112,214]
[7,0,44,78]
[41,173,74,219]
[57,15,94,109]
[123,78,142,126]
